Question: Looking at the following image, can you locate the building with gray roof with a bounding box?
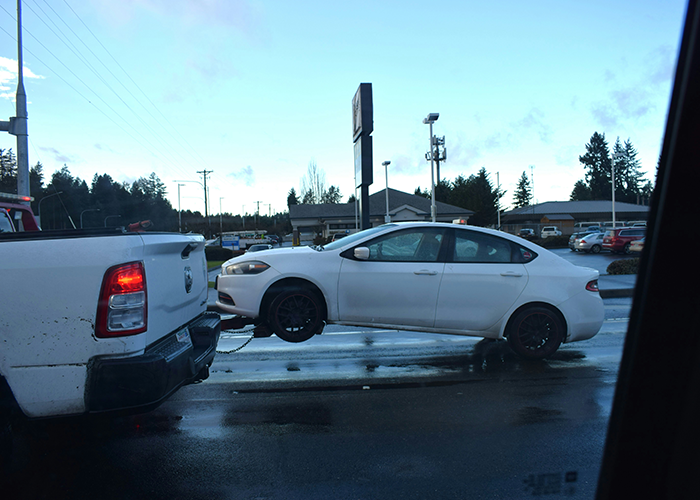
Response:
[289,188,474,239]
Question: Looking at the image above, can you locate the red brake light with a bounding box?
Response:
[586,280,599,292]
[105,265,145,294]
[96,262,147,338]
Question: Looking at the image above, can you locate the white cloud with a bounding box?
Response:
[228,165,255,187]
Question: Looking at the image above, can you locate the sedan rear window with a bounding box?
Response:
[453,230,515,263]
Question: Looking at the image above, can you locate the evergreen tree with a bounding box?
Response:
[512,171,532,208]
[287,188,298,209]
[0,149,17,193]
[570,180,592,201]
[414,187,430,199]
[446,168,502,227]
[579,132,611,200]
[322,185,342,204]
[613,138,645,203]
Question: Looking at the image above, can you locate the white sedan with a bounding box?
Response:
[216,222,603,359]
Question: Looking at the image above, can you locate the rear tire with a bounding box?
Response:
[591,245,601,254]
[267,289,324,343]
[507,306,565,359]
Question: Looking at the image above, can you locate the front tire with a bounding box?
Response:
[507,306,565,359]
[591,244,601,254]
[267,289,324,343]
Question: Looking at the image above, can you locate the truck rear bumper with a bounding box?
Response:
[86,311,221,414]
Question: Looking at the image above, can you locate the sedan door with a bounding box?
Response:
[337,227,447,327]
[434,229,529,332]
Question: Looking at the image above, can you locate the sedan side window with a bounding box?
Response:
[453,230,513,263]
[364,228,446,262]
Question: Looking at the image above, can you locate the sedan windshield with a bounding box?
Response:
[321,224,396,251]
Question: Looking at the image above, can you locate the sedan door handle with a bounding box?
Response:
[500,272,523,277]
[414,270,438,275]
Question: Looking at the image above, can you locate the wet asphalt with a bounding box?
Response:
[1,247,635,499]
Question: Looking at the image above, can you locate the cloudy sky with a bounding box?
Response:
[0,0,688,216]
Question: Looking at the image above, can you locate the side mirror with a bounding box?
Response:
[354,247,370,260]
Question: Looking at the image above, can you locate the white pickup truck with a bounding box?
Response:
[0,218,220,420]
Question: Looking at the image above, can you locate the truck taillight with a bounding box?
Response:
[96,261,147,338]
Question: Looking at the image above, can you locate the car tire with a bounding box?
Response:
[506,306,565,359]
[623,243,631,254]
[267,288,324,343]
[591,245,601,254]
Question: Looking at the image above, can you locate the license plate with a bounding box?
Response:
[176,328,193,347]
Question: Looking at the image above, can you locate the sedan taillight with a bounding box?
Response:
[586,280,599,292]
[95,261,148,338]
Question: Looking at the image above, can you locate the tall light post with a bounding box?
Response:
[176,183,185,232]
[37,191,63,228]
[423,113,439,222]
[496,172,501,230]
[611,147,621,228]
[175,178,209,235]
[219,197,225,244]
[80,208,100,229]
[382,161,391,223]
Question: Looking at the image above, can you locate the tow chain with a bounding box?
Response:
[217,325,256,354]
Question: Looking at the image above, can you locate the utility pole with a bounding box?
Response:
[432,136,446,195]
[0,1,30,203]
[197,170,213,237]
[254,200,262,229]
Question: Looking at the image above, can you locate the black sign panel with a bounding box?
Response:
[354,135,373,189]
[352,83,373,142]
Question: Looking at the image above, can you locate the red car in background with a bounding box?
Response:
[602,227,646,254]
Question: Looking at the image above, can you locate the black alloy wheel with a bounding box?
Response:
[591,244,601,254]
[507,306,565,359]
[267,289,324,343]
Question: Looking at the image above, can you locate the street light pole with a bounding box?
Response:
[177,183,185,232]
[219,197,224,244]
[611,147,620,229]
[80,208,100,229]
[382,161,391,223]
[423,113,439,223]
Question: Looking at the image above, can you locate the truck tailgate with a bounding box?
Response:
[139,233,209,347]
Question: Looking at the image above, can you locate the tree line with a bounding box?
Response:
[0,149,291,237]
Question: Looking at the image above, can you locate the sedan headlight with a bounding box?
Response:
[223,261,270,275]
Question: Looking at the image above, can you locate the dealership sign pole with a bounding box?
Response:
[352,83,373,230]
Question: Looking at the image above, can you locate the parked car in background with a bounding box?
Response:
[540,226,562,238]
[331,232,348,242]
[629,237,645,252]
[575,232,606,253]
[267,235,280,245]
[216,221,604,360]
[569,231,595,251]
[246,243,275,253]
[0,208,14,233]
[518,228,536,239]
[602,227,646,254]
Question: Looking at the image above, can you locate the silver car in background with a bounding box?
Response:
[574,232,606,253]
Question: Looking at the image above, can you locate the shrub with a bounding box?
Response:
[205,246,235,261]
[536,235,569,248]
[607,258,640,275]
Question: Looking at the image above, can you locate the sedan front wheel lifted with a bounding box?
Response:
[507,306,564,359]
[267,289,324,343]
